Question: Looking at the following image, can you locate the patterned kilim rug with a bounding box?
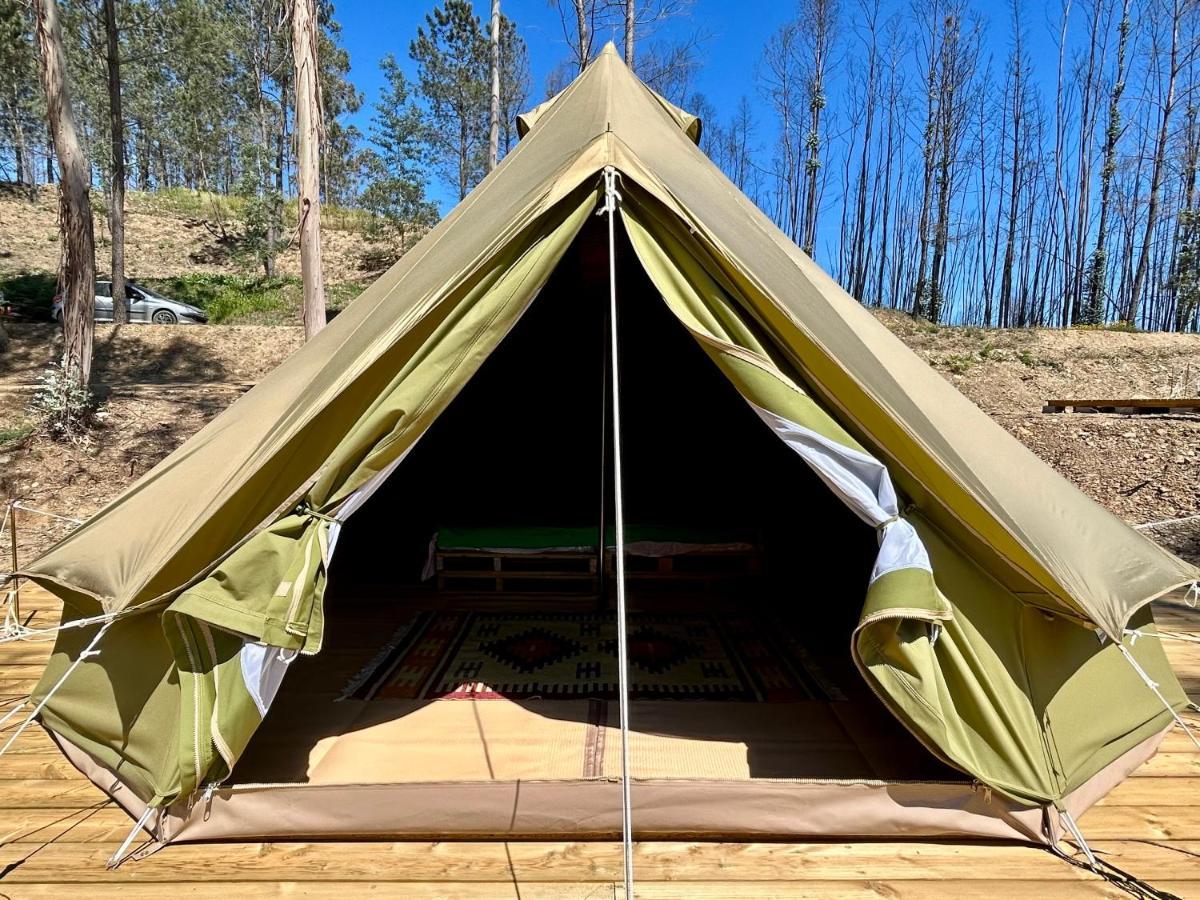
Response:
[343,612,843,702]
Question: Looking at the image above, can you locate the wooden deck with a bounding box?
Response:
[0,584,1196,898]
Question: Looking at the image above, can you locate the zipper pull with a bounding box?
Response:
[202,781,218,820]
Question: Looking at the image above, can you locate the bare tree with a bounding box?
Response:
[844,0,882,297]
[1126,0,1190,325]
[102,0,127,325]
[551,0,600,74]
[1170,102,1200,331]
[911,1,939,316]
[292,0,325,339]
[912,0,980,322]
[999,1,1030,328]
[1064,0,1108,324]
[35,0,94,391]
[489,0,500,171]
[1083,0,1131,324]
[624,0,635,67]
[762,21,802,242]
[798,0,838,257]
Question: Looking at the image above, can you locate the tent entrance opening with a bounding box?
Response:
[229,218,963,830]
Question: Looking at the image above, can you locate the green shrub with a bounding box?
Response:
[0,422,34,448]
[942,353,976,374]
[137,273,366,324]
[0,271,58,318]
[140,273,294,324]
[29,358,94,443]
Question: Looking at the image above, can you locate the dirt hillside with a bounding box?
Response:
[880,313,1200,531]
[1,314,1197,570]
[0,184,394,286]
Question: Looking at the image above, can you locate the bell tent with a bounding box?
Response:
[15,44,1199,854]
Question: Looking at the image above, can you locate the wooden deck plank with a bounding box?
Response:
[0,584,1195,895]
[1044,397,1200,408]
[0,840,1123,882]
[0,880,1139,898]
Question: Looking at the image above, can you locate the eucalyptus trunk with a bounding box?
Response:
[292,0,326,340]
[35,0,94,391]
[104,0,128,325]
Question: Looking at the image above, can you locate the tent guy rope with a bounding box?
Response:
[600,163,634,900]
[1116,642,1200,751]
[1,499,86,640]
[0,619,112,760]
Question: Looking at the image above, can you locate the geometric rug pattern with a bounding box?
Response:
[351,612,837,702]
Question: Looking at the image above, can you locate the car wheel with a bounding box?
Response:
[152,309,178,324]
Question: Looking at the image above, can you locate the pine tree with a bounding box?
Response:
[0,0,42,191]
[410,0,489,200]
[364,54,437,251]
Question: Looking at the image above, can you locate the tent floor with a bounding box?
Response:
[213,595,1001,840]
[232,594,961,798]
[235,696,941,785]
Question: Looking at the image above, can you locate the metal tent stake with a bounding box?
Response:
[600,165,634,898]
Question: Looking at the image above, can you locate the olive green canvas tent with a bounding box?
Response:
[15,44,1199,853]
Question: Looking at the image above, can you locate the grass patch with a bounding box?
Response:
[139,273,366,325]
[942,353,976,375]
[141,273,296,324]
[1072,321,1140,333]
[325,281,364,313]
[0,422,35,448]
[1,269,368,325]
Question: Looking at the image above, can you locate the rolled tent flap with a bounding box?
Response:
[163,508,328,797]
[619,192,1069,805]
[147,185,600,803]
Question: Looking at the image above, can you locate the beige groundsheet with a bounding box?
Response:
[233,695,942,786]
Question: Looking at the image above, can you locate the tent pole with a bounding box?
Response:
[596,264,609,610]
[601,165,634,898]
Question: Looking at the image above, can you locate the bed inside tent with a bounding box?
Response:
[224,214,976,839]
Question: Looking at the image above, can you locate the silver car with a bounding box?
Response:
[52,281,208,325]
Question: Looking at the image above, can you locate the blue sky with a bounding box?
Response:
[336,1,795,130]
[335,1,1069,215]
[335,0,797,211]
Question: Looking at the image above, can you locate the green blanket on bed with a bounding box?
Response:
[435,525,753,552]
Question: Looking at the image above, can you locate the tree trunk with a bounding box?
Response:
[103,0,128,325]
[575,0,588,71]
[488,0,500,172]
[624,0,635,68]
[292,0,326,340]
[1085,0,1131,326]
[45,122,54,183]
[35,0,94,391]
[256,94,276,278]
